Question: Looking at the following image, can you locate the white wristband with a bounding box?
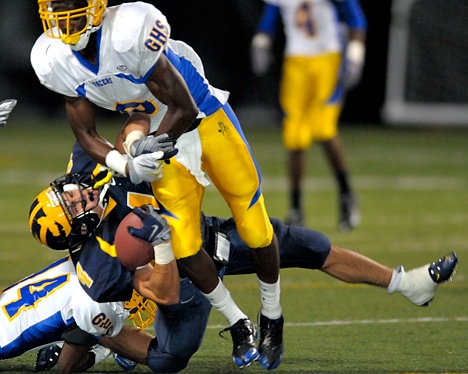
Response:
[153,241,175,265]
[105,150,128,177]
[123,130,145,156]
[346,40,365,65]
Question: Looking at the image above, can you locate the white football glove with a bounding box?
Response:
[343,40,365,90]
[250,33,273,77]
[0,99,17,127]
[129,133,178,161]
[127,152,164,184]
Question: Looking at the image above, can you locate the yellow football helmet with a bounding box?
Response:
[125,290,157,330]
[29,173,107,251]
[38,0,107,50]
[29,185,73,251]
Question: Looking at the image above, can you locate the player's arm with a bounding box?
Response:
[54,322,99,373]
[57,342,95,374]
[64,96,112,166]
[145,53,198,139]
[333,0,367,89]
[65,96,165,184]
[99,326,154,364]
[133,262,180,305]
[129,205,180,305]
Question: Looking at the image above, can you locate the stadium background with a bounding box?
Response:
[0,0,391,125]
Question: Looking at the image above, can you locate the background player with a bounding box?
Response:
[251,0,367,230]
[31,1,283,368]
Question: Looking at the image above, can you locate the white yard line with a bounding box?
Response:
[207,316,468,329]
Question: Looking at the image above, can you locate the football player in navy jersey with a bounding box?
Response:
[29,138,457,373]
[31,1,282,367]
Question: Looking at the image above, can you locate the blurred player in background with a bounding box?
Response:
[31,1,283,368]
[251,0,367,230]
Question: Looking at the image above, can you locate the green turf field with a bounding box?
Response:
[0,120,467,373]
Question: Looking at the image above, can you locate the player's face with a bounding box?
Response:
[52,1,88,36]
[61,186,102,218]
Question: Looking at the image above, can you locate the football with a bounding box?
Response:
[115,211,154,271]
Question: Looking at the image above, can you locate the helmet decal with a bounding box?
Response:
[29,172,109,251]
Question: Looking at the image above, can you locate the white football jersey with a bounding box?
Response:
[30,2,229,133]
[264,0,342,56]
[0,257,126,359]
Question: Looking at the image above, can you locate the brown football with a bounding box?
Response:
[115,211,154,271]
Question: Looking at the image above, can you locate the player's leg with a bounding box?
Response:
[314,52,359,231]
[151,158,257,368]
[280,56,316,227]
[222,217,457,306]
[146,279,213,372]
[199,109,283,370]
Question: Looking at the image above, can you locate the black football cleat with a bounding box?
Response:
[258,313,284,370]
[219,318,259,368]
[338,192,360,232]
[428,251,458,284]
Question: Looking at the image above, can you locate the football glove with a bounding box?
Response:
[35,344,62,371]
[129,133,178,161]
[0,99,17,127]
[251,33,273,76]
[127,152,163,184]
[128,205,171,246]
[343,40,365,90]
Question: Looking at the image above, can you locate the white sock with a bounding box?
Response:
[387,266,404,294]
[258,277,282,320]
[202,277,247,326]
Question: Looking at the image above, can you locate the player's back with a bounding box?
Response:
[0,257,77,358]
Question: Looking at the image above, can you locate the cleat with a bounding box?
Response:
[428,251,458,284]
[285,208,304,227]
[219,318,259,368]
[114,354,137,371]
[338,192,360,232]
[258,313,284,370]
[390,252,458,306]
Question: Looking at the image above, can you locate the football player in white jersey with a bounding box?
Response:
[0,256,126,370]
[251,0,367,231]
[31,1,283,369]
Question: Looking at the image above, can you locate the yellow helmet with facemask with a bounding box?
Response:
[38,0,107,51]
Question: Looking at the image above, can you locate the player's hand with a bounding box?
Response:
[130,133,178,162]
[128,205,171,246]
[343,40,365,90]
[127,152,163,184]
[250,33,273,76]
[0,99,17,127]
[92,167,114,189]
[35,344,62,371]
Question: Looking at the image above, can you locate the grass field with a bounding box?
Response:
[0,120,467,373]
